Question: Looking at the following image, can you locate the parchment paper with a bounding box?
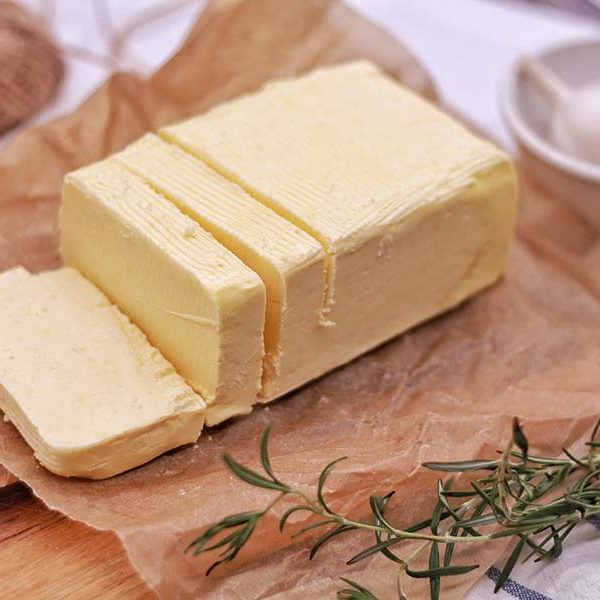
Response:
[1,1,600,598]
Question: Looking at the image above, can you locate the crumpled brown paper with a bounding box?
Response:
[1,0,599,598]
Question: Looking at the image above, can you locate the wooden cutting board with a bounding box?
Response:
[0,482,153,598]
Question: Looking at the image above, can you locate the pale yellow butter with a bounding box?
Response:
[0,267,205,479]
[61,162,265,424]
[162,61,517,388]
[112,134,326,400]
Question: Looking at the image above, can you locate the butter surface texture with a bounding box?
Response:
[162,61,518,387]
[0,267,205,479]
[61,162,266,424]
[112,134,325,400]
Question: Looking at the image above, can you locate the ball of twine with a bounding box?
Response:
[0,1,64,133]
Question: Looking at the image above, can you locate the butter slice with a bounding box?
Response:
[162,61,517,382]
[112,134,325,400]
[60,162,265,424]
[0,267,205,479]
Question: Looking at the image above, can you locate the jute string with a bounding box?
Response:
[0,0,199,134]
[0,0,63,133]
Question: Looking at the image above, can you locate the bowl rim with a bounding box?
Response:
[499,37,600,183]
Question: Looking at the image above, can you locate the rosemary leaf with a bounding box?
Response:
[422,459,499,472]
[317,457,347,514]
[404,512,451,533]
[512,418,529,461]
[372,493,404,564]
[346,538,403,565]
[405,564,480,579]
[223,453,289,492]
[369,494,396,533]
[337,578,379,600]
[561,446,589,469]
[292,518,339,538]
[310,524,357,560]
[279,505,322,532]
[494,535,526,592]
[429,542,441,600]
[259,425,285,485]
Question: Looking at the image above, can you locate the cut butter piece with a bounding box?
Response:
[0,267,205,479]
[112,134,325,400]
[60,162,265,425]
[162,60,517,381]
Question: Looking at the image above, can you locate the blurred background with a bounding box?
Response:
[2,0,599,148]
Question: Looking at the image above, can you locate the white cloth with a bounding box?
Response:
[468,518,600,600]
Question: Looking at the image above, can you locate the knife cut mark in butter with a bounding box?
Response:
[112,134,325,400]
[60,162,266,424]
[162,309,219,328]
[0,267,205,479]
[161,60,517,390]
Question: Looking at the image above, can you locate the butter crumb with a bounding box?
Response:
[121,225,134,239]
[317,306,336,328]
[318,317,336,328]
[377,231,394,258]
[183,223,197,238]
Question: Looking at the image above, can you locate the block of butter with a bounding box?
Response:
[61,162,266,425]
[57,61,516,440]
[0,267,205,479]
[162,61,517,385]
[111,134,326,401]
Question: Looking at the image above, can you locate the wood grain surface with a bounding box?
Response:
[0,482,153,599]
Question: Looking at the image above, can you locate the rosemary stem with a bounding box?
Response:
[287,488,491,543]
[193,417,600,600]
[263,491,288,515]
[284,479,600,545]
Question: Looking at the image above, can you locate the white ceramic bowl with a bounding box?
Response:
[500,38,600,227]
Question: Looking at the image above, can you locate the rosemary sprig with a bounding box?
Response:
[188,417,600,599]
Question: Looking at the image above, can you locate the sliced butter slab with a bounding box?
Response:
[112,134,325,400]
[61,162,265,425]
[0,267,205,479]
[162,60,517,383]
